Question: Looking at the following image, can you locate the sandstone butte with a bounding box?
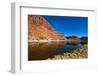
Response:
[28,15,67,42]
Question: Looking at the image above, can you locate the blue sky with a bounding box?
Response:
[44,15,88,37]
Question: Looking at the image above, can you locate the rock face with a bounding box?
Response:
[28,15,54,31]
[28,15,67,42]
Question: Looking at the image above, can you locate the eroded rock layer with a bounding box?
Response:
[28,15,67,42]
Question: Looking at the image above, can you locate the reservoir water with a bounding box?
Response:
[28,41,83,60]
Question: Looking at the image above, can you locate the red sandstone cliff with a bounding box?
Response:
[28,15,67,42]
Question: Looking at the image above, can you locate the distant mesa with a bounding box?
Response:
[66,36,80,41]
[80,36,88,44]
[28,15,67,42]
[80,36,88,41]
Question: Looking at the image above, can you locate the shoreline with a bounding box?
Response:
[28,39,80,43]
[47,44,88,60]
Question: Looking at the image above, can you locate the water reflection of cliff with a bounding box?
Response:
[28,41,81,60]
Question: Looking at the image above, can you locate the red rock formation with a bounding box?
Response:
[28,15,54,31]
[28,15,67,41]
